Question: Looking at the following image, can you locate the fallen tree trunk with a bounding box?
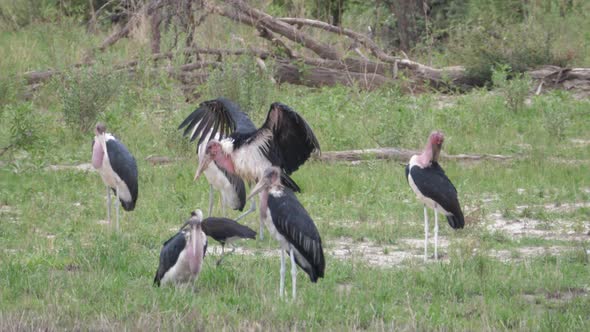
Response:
[316,147,514,163]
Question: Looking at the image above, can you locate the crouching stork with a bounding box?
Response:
[92,123,138,231]
[406,131,464,261]
[247,167,325,299]
[178,98,320,239]
[154,210,208,287]
[201,216,257,266]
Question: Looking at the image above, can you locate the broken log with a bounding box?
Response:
[315,147,514,163]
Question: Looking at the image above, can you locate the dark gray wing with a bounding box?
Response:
[268,189,325,282]
[216,162,247,211]
[178,97,257,147]
[201,217,256,244]
[154,232,186,286]
[106,138,138,211]
[409,162,464,229]
[249,102,320,175]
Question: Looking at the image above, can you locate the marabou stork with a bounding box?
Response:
[201,216,257,265]
[178,98,320,239]
[92,123,138,231]
[406,131,464,261]
[154,210,208,287]
[247,167,325,299]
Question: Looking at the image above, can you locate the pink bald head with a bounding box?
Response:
[415,131,445,167]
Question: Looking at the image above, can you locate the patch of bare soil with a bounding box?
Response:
[485,246,576,262]
[487,212,590,241]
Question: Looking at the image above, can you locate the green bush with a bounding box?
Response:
[449,20,568,84]
[205,56,275,118]
[491,65,531,113]
[55,66,123,133]
[5,102,43,153]
[538,93,571,141]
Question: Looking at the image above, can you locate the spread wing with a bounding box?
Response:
[178,97,257,147]
[248,102,320,175]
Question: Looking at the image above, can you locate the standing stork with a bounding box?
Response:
[154,210,208,287]
[247,167,325,299]
[201,216,257,265]
[92,123,138,231]
[406,131,464,261]
[178,98,320,239]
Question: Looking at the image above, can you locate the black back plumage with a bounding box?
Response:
[408,162,464,229]
[106,139,138,211]
[268,188,325,282]
[178,98,320,192]
[153,229,208,286]
[216,162,247,211]
[201,217,256,245]
[153,232,186,286]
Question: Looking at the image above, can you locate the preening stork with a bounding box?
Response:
[406,131,464,261]
[248,167,325,299]
[154,210,208,287]
[178,98,320,239]
[92,123,138,231]
[201,216,257,265]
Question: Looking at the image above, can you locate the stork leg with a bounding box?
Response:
[216,244,225,266]
[105,185,112,225]
[115,185,120,232]
[290,247,297,300]
[207,184,214,217]
[216,243,237,266]
[424,204,429,262]
[434,206,439,260]
[279,250,286,298]
[235,199,256,221]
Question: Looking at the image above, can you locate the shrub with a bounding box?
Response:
[205,56,275,118]
[449,19,568,84]
[55,66,123,133]
[491,65,531,113]
[538,93,571,141]
[4,102,43,153]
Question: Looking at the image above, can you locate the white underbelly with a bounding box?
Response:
[233,147,271,182]
[263,210,290,251]
[204,165,241,210]
[97,156,132,202]
[160,251,194,285]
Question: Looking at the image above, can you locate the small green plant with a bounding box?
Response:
[205,56,275,117]
[4,102,42,153]
[55,66,123,133]
[492,65,531,113]
[538,93,571,141]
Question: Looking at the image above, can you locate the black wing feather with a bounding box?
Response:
[217,164,247,211]
[268,189,325,282]
[105,139,138,211]
[179,98,257,145]
[201,217,256,244]
[409,162,464,229]
[154,232,186,286]
[254,102,320,175]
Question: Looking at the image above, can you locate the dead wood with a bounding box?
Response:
[316,147,514,163]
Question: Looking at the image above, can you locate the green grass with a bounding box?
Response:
[1,19,590,331]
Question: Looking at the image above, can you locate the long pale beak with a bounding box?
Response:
[194,155,212,181]
[247,180,267,201]
[191,225,198,256]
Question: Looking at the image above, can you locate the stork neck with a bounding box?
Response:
[416,143,440,167]
[259,190,269,220]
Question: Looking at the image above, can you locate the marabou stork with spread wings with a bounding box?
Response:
[178,98,320,238]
